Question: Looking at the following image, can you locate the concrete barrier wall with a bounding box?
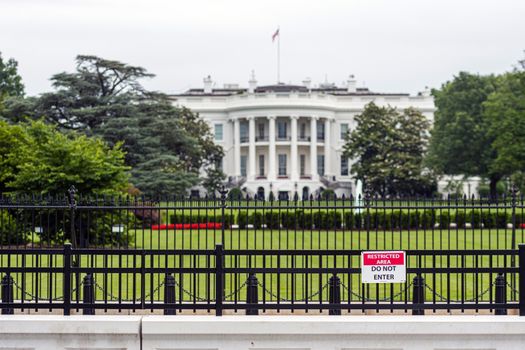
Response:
[141,316,525,350]
[0,315,141,350]
[2,315,525,350]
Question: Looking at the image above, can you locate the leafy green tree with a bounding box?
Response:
[0,120,129,195]
[426,72,498,195]
[0,52,25,119]
[0,52,24,98]
[343,102,432,196]
[483,69,525,188]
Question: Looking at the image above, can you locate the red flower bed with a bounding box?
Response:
[151,223,222,230]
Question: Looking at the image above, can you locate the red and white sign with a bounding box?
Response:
[361,251,406,284]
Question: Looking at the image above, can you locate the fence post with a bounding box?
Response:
[329,274,341,315]
[215,244,224,316]
[246,273,259,315]
[68,186,78,249]
[412,274,425,315]
[494,273,507,315]
[1,274,14,314]
[164,274,176,315]
[511,185,517,300]
[219,186,228,247]
[82,273,95,315]
[519,244,525,316]
[63,243,72,316]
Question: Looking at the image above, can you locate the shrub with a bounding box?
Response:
[469,210,482,228]
[324,211,342,229]
[321,189,336,201]
[420,210,435,229]
[264,212,280,229]
[0,210,29,245]
[454,210,466,228]
[227,187,243,200]
[170,213,233,228]
[281,211,303,229]
[438,212,451,228]
[344,211,355,229]
[481,212,509,229]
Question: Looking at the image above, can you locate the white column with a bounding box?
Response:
[268,116,276,181]
[310,116,318,180]
[233,118,241,176]
[324,118,331,177]
[291,115,298,181]
[248,116,256,181]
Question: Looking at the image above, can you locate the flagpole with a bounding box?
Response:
[277,26,280,83]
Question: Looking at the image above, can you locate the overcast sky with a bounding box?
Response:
[1,0,524,96]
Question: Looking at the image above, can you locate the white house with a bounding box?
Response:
[171,74,435,199]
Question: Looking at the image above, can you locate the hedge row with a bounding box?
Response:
[169,210,519,230]
[238,211,343,230]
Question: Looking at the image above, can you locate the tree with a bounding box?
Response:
[343,102,432,196]
[0,120,129,195]
[483,68,525,188]
[0,52,24,98]
[426,72,498,196]
[35,55,153,131]
[5,55,225,196]
[0,52,25,119]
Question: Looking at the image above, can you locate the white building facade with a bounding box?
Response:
[171,76,435,199]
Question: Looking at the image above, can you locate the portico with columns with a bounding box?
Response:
[229,114,336,199]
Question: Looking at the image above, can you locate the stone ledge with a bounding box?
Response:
[142,315,525,335]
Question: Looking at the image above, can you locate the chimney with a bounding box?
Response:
[302,77,312,90]
[346,75,356,93]
[248,70,257,93]
[421,86,431,97]
[203,75,213,94]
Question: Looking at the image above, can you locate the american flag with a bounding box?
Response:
[272,28,279,42]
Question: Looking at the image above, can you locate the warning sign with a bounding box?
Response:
[361,251,406,284]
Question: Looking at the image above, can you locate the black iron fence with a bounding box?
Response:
[1,187,525,251]
[0,244,524,315]
[1,188,525,315]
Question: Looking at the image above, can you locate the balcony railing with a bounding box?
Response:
[298,135,311,141]
[256,135,269,142]
[240,135,249,143]
[276,136,291,141]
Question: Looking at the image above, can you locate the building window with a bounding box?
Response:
[216,157,223,172]
[258,123,265,139]
[317,121,325,141]
[341,157,349,176]
[259,155,265,176]
[240,122,248,142]
[317,155,325,176]
[300,123,306,140]
[277,121,287,140]
[240,155,247,177]
[278,154,287,176]
[278,191,289,201]
[300,154,306,176]
[214,124,223,141]
[340,123,349,140]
